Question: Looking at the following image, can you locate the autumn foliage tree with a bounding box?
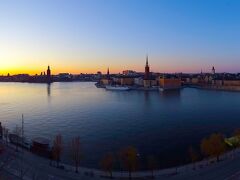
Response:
[233,128,240,137]
[232,128,240,148]
[119,146,138,179]
[147,155,158,179]
[189,146,200,169]
[70,137,81,173]
[200,133,227,161]
[52,134,63,167]
[100,152,115,178]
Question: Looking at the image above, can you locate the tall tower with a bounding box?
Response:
[212,66,215,75]
[144,55,150,80]
[107,67,110,79]
[47,65,51,83]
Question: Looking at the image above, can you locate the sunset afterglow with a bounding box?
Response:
[0,0,240,75]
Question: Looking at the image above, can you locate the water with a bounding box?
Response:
[1,82,240,169]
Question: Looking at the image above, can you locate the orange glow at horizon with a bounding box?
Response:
[0,63,210,75]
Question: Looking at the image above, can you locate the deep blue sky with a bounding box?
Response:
[0,0,239,74]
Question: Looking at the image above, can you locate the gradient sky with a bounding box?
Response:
[0,0,240,75]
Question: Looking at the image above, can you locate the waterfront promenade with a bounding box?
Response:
[2,139,240,180]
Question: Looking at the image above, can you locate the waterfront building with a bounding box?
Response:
[57,73,72,81]
[134,77,144,86]
[101,79,112,85]
[191,76,199,84]
[159,75,181,90]
[122,70,137,76]
[143,55,156,88]
[100,67,112,86]
[120,77,134,86]
[204,75,213,84]
[223,79,240,86]
[214,79,224,86]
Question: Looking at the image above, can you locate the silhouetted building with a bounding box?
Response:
[47,65,51,83]
[107,67,110,79]
[143,55,157,88]
[144,55,150,80]
[99,67,112,86]
[212,66,215,75]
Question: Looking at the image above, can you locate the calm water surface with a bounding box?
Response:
[1,82,240,169]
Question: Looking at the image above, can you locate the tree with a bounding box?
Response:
[189,146,200,169]
[52,134,63,167]
[231,129,240,151]
[70,136,82,173]
[233,128,240,137]
[200,133,226,161]
[100,153,115,178]
[147,155,158,179]
[119,146,138,179]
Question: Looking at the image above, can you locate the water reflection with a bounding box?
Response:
[2,82,240,169]
[159,90,181,100]
[47,83,51,99]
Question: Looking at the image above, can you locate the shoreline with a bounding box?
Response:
[2,139,240,179]
[187,84,240,92]
[1,81,240,93]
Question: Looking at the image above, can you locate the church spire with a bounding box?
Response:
[144,55,150,80]
[146,54,149,67]
[212,66,215,74]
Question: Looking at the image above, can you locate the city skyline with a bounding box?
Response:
[0,0,240,75]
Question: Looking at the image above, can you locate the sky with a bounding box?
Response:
[0,0,240,75]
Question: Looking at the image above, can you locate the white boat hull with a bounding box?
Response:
[159,87,181,92]
[106,86,130,91]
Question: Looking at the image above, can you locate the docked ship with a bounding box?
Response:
[9,133,30,149]
[106,85,130,91]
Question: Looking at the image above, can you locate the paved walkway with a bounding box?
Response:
[164,156,240,180]
[2,140,240,180]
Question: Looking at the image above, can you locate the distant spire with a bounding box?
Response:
[146,54,148,66]
[212,66,215,74]
[48,65,50,70]
[107,67,109,75]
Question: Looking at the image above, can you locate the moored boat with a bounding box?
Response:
[106,85,130,91]
[9,133,30,149]
[159,86,181,92]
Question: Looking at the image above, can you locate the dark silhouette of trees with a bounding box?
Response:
[200,133,226,161]
[100,152,115,178]
[119,146,138,179]
[52,134,63,167]
[147,155,158,179]
[70,136,81,173]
